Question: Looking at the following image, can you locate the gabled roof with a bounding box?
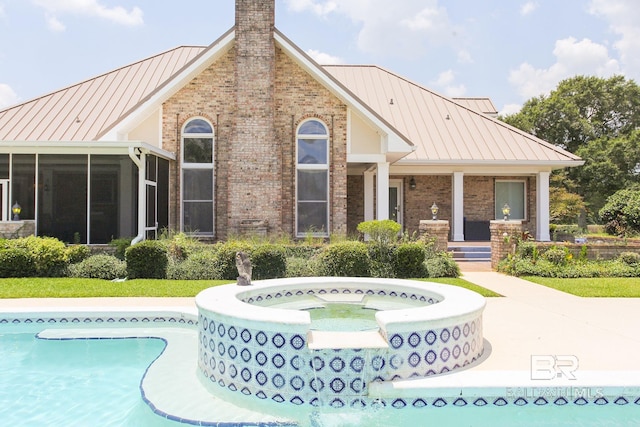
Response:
[0,31,581,168]
[0,46,204,141]
[325,65,582,166]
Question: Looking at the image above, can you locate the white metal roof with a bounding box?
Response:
[0,34,582,168]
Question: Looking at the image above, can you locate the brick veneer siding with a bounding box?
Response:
[403,175,451,237]
[347,175,364,235]
[162,37,347,239]
[490,220,524,268]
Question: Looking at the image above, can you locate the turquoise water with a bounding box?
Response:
[0,331,180,426]
[305,303,379,331]
[1,325,638,426]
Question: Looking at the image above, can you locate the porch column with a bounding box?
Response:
[376,162,390,220]
[363,170,374,222]
[536,171,551,241]
[452,171,464,241]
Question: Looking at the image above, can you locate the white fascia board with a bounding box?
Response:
[347,153,387,163]
[390,162,580,175]
[0,140,176,160]
[101,31,235,142]
[274,31,414,155]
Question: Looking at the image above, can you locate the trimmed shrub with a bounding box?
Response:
[125,240,168,279]
[367,244,395,278]
[0,246,35,277]
[285,256,321,277]
[164,232,204,262]
[251,244,287,280]
[424,253,460,278]
[19,236,67,277]
[317,241,370,277]
[65,244,91,264]
[68,254,127,280]
[213,241,253,280]
[166,250,222,280]
[356,220,401,244]
[393,242,426,278]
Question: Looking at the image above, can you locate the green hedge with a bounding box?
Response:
[125,240,168,279]
[393,242,426,278]
[317,241,370,277]
[166,249,221,280]
[251,244,287,280]
[68,254,127,280]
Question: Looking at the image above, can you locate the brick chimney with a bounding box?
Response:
[229,0,281,235]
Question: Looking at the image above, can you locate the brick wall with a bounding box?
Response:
[403,175,451,236]
[347,175,364,235]
[162,9,348,239]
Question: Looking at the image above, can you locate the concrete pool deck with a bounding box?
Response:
[0,271,639,375]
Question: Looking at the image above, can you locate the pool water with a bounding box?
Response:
[0,331,180,426]
[305,303,379,331]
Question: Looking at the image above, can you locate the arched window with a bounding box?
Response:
[296,119,329,236]
[181,118,214,235]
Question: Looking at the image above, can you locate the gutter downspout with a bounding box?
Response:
[128,147,146,245]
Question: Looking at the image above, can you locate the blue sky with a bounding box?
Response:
[0,0,638,116]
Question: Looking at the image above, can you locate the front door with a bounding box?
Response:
[389,179,403,228]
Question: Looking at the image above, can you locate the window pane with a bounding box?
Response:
[495,181,525,219]
[298,170,327,201]
[0,154,8,179]
[184,201,213,234]
[298,139,327,164]
[12,154,35,221]
[145,155,157,181]
[184,138,213,163]
[298,201,327,233]
[184,169,213,200]
[146,184,156,228]
[184,119,213,134]
[157,158,169,232]
[299,120,327,135]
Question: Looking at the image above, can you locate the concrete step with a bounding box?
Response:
[448,246,491,262]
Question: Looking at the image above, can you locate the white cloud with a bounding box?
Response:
[306,49,344,65]
[520,2,538,16]
[32,0,143,30]
[0,84,19,109]
[431,69,467,97]
[46,14,66,32]
[589,0,640,81]
[509,37,620,100]
[283,0,463,59]
[500,103,523,116]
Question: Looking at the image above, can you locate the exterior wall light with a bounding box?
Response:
[12,201,21,221]
[431,202,439,220]
[502,203,511,221]
[409,177,416,190]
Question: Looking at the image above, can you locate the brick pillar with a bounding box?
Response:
[419,220,450,252]
[230,0,281,235]
[490,220,523,269]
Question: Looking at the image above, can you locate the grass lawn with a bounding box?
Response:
[0,277,500,298]
[523,276,640,297]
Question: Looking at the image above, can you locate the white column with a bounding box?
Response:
[536,171,551,241]
[376,162,390,220]
[452,171,464,241]
[363,170,374,222]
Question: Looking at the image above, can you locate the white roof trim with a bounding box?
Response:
[0,140,176,160]
[99,30,235,141]
[273,31,414,156]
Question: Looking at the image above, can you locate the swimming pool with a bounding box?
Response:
[1,308,639,426]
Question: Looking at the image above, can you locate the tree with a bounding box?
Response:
[549,173,585,224]
[502,75,640,218]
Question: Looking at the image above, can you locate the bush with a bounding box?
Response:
[424,253,460,278]
[109,237,132,260]
[213,241,252,280]
[0,246,35,277]
[163,232,204,262]
[68,254,127,280]
[17,236,67,277]
[367,244,395,278]
[317,241,370,277]
[125,240,168,279]
[285,256,321,277]
[251,244,287,280]
[542,246,570,265]
[166,250,222,280]
[618,251,640,266]
[393,242,426,278]
[600,188,640,236]
[65,245,91,264]
[356,220,401,244]
[517,241,539,260]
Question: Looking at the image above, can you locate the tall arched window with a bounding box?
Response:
[296,119,329,236]
[181,118,214,235]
